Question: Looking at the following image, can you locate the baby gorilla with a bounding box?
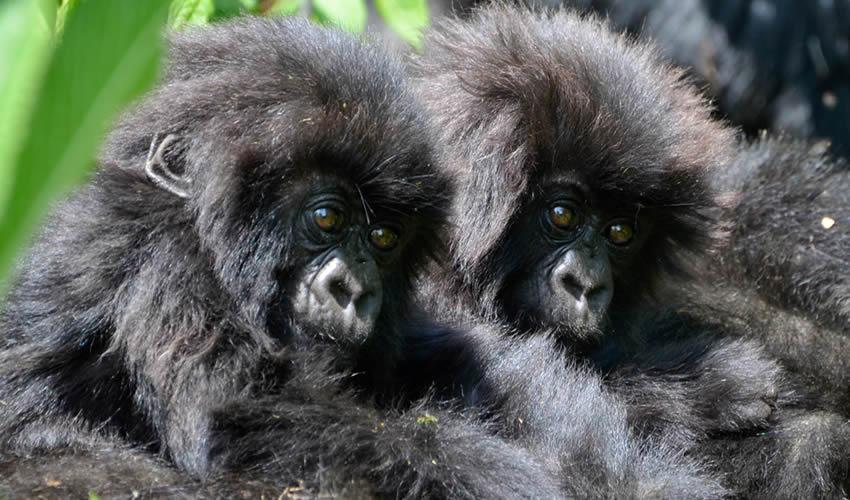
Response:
[412,1,781,440]
[404,4,848,497]
[0,16,557,498]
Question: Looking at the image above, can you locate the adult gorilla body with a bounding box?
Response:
[408,5,850,497]
[0,15,728,499]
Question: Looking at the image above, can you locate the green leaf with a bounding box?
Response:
[169,0,215,27]
[55,0,77,33]
[265,0,303,16]
[210,0,261,21]
[0,0,53,221]
[35,0,56,34]
[375,0,429,49]
[312,0,367,33]
[0,0,169,289]
[237,0,260,10]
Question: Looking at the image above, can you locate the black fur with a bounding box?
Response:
[666,138,850,396]
[716,137,850,339]
[403,322,728,498]
[410,4,849,497]
[671,137,850,496]
[555,0,850,158]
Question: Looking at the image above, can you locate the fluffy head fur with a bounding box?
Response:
[99,18,448,347]
[413,4,735,310]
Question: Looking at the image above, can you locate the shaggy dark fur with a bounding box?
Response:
[666,137,850,382]
[716,137,850,339]
[0,14,732,499]
[669,137,850,496]
[409,4,850,497]
[402,324,730,498]
[551,0,850,158]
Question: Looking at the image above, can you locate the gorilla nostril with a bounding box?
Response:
[586,285,612,309]
[561,275,586,301]
[355,292,380,319]
[329,279,351,308]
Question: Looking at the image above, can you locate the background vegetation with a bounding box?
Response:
[0,0,428,291]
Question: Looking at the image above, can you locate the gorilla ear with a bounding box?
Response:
[144,133,191,198]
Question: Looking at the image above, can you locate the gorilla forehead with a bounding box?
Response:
[414,5,735,289]
[89,18,450,316]
[417,6,733,206]
[101,17,445,216]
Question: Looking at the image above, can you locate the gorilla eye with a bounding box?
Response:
[549,205,579,230]
[606,223,634,246]
[313,207,345,232]
[369,226,400,251]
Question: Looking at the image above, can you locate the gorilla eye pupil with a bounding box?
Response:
[314,207,344,232]
[369,226,399,250]
[549,205,578,229]
[607,223,634,245]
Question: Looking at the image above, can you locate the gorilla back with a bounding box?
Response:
[0,17,564,498]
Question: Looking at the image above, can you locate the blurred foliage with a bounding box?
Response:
[311,0,368,33]
[0,0,53,215]
[376,0,429,49]
[0,0,430,290]
[0,0,169,290]
[54,0,76,33]
[167,0,429,45]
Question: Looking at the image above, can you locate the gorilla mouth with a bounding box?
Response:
[544,307,607,343]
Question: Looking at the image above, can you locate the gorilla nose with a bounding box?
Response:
[551,251,613,325]
[324,272,380,318]
[560,273,611,311]
[313,256,382,335]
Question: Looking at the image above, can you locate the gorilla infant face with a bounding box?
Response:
[288,173,413,341]
[501,176,653,336]
[145,131,427,349]
[413,7,734,343]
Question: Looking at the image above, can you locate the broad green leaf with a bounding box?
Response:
[313,0,367,33]
[169,0,215,27]
[0,0,169,288]
[0,0,53,220]
[375,0,429,49]
[265,0,303,16]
